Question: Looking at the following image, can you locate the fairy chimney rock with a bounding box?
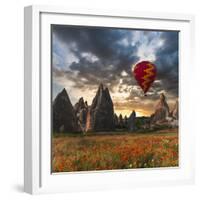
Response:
[128,110,136,131]
[86,83,115,132]
[171,100,178,120]
[151,93,170,123]
[53,88,80,133]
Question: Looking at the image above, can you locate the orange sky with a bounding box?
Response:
[114,100,176,117]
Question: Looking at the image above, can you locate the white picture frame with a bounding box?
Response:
[24,5,195,194]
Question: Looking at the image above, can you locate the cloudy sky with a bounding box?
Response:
[52,25,179,117]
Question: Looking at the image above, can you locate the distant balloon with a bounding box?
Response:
[132,61,157,95]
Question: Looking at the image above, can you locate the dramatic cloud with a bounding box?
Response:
[52,25,179,116]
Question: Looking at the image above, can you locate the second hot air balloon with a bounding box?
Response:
[132,61,157,95]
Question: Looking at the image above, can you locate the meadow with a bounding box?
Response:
[52,129,178,172]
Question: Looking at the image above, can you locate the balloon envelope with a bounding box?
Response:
[133,61,157,94]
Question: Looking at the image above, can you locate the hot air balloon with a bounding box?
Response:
[132,61,157,95]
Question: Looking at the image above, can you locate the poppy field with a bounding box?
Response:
[52,129,178,172]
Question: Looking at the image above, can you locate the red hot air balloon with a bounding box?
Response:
[132,61,157,95]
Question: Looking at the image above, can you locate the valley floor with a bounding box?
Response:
[52,129,178,172]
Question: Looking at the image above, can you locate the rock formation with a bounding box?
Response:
[74,97,88,132]
[118,114,124,129]
[151,93,170,124]
[124,115,128,128]
[74,97,86,112]
[85,83,115,132]
[114,114,119,128]
[150,93,179,128]
[53,88,80,133]
[128,110,136,132]
[114,114,128,129]
[171,100,178,120]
